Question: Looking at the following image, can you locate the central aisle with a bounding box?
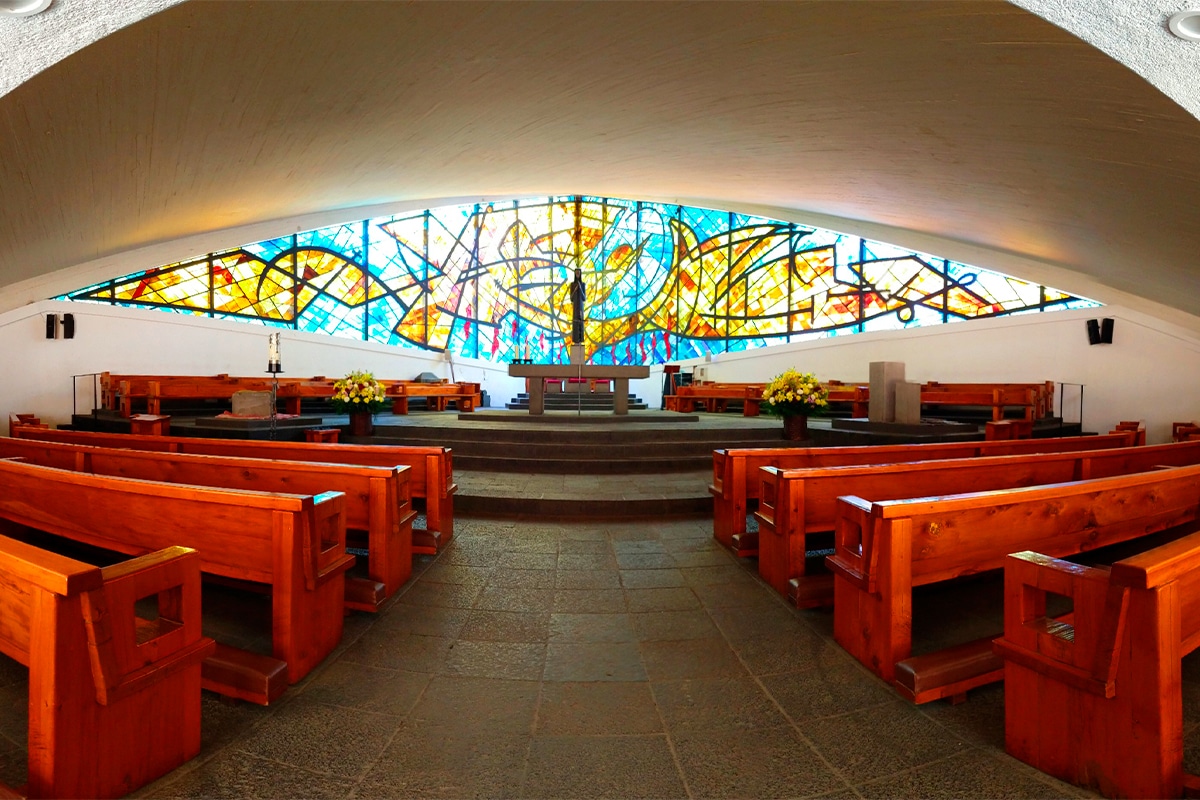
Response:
[125,514,1090,799]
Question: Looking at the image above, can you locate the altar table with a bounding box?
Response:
[507,364,650,415]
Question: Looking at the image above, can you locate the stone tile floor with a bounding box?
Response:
[6,513,1183,799]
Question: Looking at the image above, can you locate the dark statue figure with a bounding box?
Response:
[570,267,586,344]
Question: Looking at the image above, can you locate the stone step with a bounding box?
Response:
[371,433,787,458]
[453,453,714,474]
[453,470,713,518]
[370,424,786,446]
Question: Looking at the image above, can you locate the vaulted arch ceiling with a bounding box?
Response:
[2,1,1199,323]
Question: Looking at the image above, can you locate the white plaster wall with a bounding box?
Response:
[678,306,1200,445]
[3,301,1196,442]
[0,300,529,425]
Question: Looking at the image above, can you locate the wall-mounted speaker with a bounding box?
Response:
[1086,317,1115,345]
[45,313,58,339]
[62,313,75,339]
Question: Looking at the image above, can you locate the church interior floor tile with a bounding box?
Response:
[0,514,1117,798]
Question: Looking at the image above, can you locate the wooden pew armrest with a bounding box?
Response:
[992,551,1127,700]
[826,496,877,593]
[81,546,216,705]
[303,492,355,590]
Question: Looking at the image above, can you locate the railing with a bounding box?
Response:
[71,372,102,416]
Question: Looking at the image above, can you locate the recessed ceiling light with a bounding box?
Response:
[0,0,52,16]
[1169,9,1200,40]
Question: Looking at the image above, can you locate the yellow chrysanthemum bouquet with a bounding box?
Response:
[330,370,389,413]
[761,369,829,417]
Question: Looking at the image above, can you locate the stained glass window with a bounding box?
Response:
[59,196,1100,365]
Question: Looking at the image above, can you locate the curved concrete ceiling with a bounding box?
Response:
[2,1,1200,319]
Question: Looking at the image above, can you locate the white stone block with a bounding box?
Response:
[868,362,906,423]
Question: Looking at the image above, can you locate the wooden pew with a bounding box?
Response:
[145,376,285,415]
[0,534,214,798]
[7,414,46,437]
[917,386,1037,422]
[389,381,481,413]
[0,458,354,704]
[983,418,1033,440]
[665,383,765,416]
[105,371,482,417]
[1110,419,1147,446]
[710,431,1138,557]
[923,380,1054,420]
[755,439,1200,607]
[0,436,415,609]
[9,425,455,555]
[993,534,1200,799]
[822,381,869,418]
[1172,420,1200,442]
[826,463,1200,704]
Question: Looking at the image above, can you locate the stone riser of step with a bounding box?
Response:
[381,438,789,461]
[456,493,712,517]
[370,425,787,446]
[453,453,714,473]
[371,434,791,458]
[505,401,651,410]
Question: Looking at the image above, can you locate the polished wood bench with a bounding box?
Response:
[101,373,329,417]
[0,458,353,704]
[1174,421,1200,442]
[1110,419,1147,446]
[826,463,1200,704]
[917,386,1038,421]
[10,425,455,555]
[0,534,213,798]
[755,439,1200,607]
[665,383,765,415]
[710,431,1138,557]
[994,533,1200,798]
[923,380,1055,420]
[822,381,869,418]
[388,381,481,413]
[7,413,46,437]
[983,418,1033,440]
[0,436,415,609]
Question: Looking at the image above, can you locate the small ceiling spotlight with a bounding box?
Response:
[0,0,53,16]
[1169,9,1200,41]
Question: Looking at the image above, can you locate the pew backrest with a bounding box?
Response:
[761,438,1200,538]
[10,426,453,501]
[709,432,1138,550]
[9,425,454,553]
[0,458,347,589]
[0,435,415,601]
[712,432,1137,504]
[830,462,1200,594]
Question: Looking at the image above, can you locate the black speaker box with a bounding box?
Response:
[62,313,75,339]
[1087,318,1115,345]
[45,313,57,339]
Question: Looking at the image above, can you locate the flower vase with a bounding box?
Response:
[782,414,808,441]
[348,410,374,437]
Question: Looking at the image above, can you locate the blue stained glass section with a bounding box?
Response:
[56,195,1100,365]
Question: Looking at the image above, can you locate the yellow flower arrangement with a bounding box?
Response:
[330,370,389,413]
[761,369,829,417]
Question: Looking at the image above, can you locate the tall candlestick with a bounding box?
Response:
[268,332,281,372]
